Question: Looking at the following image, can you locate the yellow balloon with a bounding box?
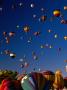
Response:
[53,10,60,17]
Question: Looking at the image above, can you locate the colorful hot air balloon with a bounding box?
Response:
[64,77,67,88]
[65,65,67,72]
[17,74,26,81]
[21,72,47,90]
[42,70,55,89]
[64,36,67,40]
[23,26,30,33]
[40,15,47,22]
[21,75,36,90]
[9,53,16,58]
[34,32,40,36]
[64,6,67,10]
[29,72,47,90]
[9,32,15,37]
[53,70,64,89]
[53,9,60,17]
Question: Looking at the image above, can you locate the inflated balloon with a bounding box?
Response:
[64,77,67,88]
[24,62,29,68]
[23,26,30,33]
[64,36,67,40]
[34,32,40,36]
[48,29,52,33]
[42,70,55,82]
[17,74,26,81]
[9,53,16,58]
[30,3,34,8]
[9,32,15,37]
[21,75,36,90]
[64,6,67,10]
[61,20,67,24]
[3,32,7,36]
[53,10,60,17]
[5,37,10,44]
[64,60,67,63]
[4,50,10,55]
[40,15,47,22]
[29,72,47,90]
[53,70,64,89]
[65,65,67,72]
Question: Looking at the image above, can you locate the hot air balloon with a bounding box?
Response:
[64,77,67,88]
[17,74,26,81]
[4,50,10,55]
[64,36,67,40]
[21,72,47,90]
[30,3,34,8]
[65,65,67,72]
[34,32,40,36]
[40,15,47,22]
[64,6,67,10]
[42,70,55,89]
[5,37,10,44]
[61,19,67,24]
[23,26,30,33]
[9,53,16,58]
[53,9,60,17]
[53,70,64,90]
[3,32,7,36]
[21,75,36,90]
[9,32,15,37]
[29,72,47,90]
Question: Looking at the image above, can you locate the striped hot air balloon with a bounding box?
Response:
[29,72,47,90]
[21,72,47,90]
[42,70,55,89]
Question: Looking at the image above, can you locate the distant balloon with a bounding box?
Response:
[61,19,67,24]
[30,3,34,8]
[4,50,10,55]
[16,25,20,28]
[34,31,40,36]
[20,64,24,68]
[40,45,44,48]
[54,34,58,38]
[40,15,47,22]
[10,53,16,58]
[64,6,67,10]
[18,2,23,7]
[65,65,67,72]
[53,10,60,17]
[23,26,30,33]
[5,37,10,44]
[64,36,67,40]
[33,14,36,18]
[49,45,53,49]
[24,62,29,68]
[0,7,2,11]
[64,60,67,63]
[9,32,15,37]
[41,8,44,12]
[33,55,38,60]
[3,32,7,36]
[48,29,52,33]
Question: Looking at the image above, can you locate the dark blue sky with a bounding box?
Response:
[0,0,67,77]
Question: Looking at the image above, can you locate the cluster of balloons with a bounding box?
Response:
[0,69,67,90]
